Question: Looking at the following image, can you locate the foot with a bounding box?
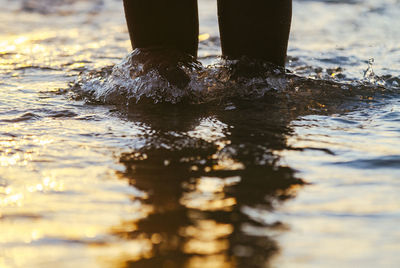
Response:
[130,48,201,89]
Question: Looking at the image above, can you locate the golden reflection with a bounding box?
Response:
[214,158,245,171]
[91,239,154,263]
[0,140,17,147]
[199,33,211,42]
[181,219,234,267]
[31,229,42,240]
[0,35,29,53]
[185,255,232,268]
[150,233,162,244]
[0,135,55,167]
[0,258,6,268]
[0,185,23,206]
[26,176,65,193]
[14,36,28,45]
[181,176,240,211]
[184,239,229,255]
[182,220,233,241]
[183,220,232,255]
[0,28,116,72]
[0,153,20,167]
[0,43,16,53]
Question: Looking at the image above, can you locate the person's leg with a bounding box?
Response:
[123,0,199,57]
[217,0,292,67]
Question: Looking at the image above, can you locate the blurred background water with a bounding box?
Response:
[0,0,399,267]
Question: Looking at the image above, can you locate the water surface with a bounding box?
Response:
[1,0,399,267]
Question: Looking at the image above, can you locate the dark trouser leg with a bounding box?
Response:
[123,0,199,57]
[217,0,292,67]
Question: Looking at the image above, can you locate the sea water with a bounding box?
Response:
[1,0,399,267]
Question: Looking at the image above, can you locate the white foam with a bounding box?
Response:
[73,49,292,105]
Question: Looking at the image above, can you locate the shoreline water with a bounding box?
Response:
[1,0,399,267]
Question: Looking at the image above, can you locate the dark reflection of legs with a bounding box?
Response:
[123,0,199,57]
[114,103,305,267]
[217,0,292,66]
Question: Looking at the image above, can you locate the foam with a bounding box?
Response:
[71,49,398,108]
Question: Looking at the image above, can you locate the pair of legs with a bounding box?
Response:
[123,0,292,67]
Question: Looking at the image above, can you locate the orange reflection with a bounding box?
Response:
[185,255,232,268]
[181,176,240,211]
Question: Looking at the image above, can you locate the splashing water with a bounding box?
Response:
[71,49,291,105]
[71,48,397,115]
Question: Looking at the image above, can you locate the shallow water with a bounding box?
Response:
[1,0,400,267]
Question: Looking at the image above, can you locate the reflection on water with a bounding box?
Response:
[114,103,304,267]
[1,0,400,267]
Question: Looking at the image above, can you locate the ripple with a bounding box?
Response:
[2,112,42,123]
[380,111,400,121]
[330,118,359,125]
[0,213,42,221]
[47,110,78,118]
[333,155,400,169]
[20,0,104,15]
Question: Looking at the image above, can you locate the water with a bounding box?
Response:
[1,0,399,267]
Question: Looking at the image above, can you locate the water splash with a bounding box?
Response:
[71,48,293,105]
[71,49,397,112]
